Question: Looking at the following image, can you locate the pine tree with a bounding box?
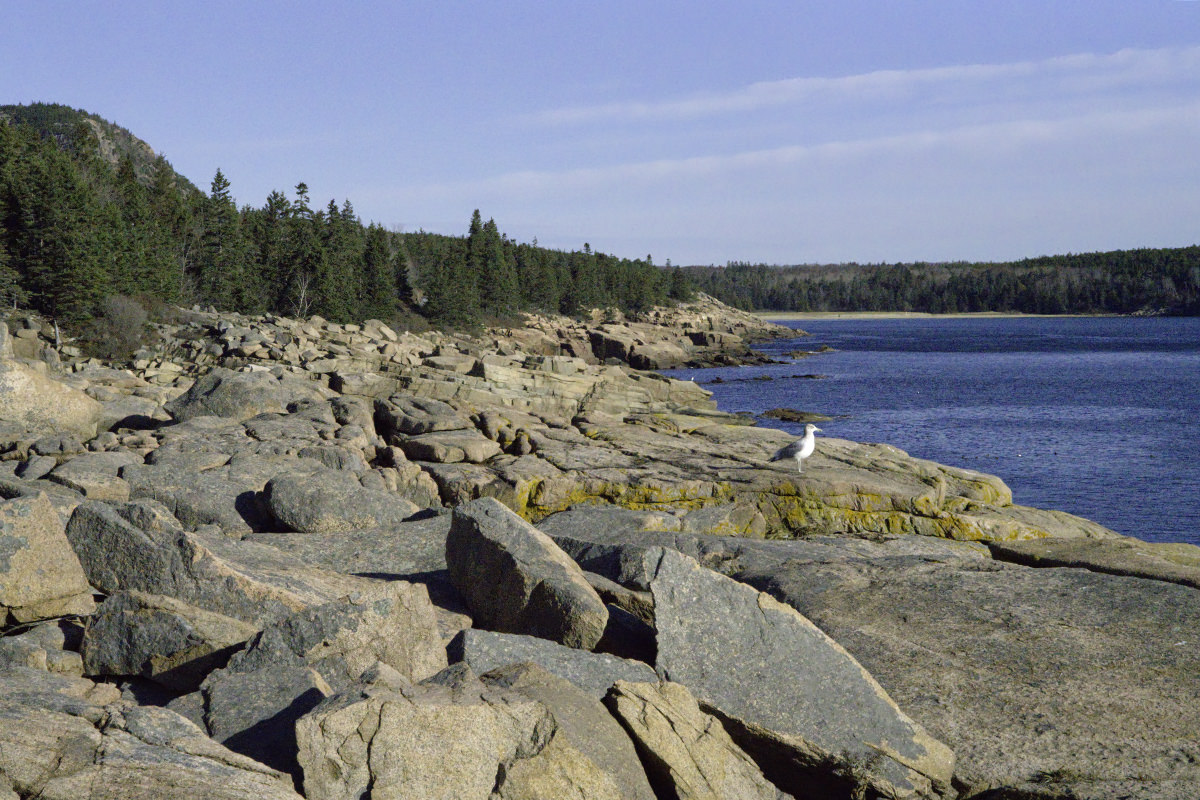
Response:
[0,236,26,309]
[359,223,398,320]
[144,156,191,303]
[245,189,291,313]
[280,182,325,317]
[316,198,362,321]
[477,217,517,316]
[110,155,164,297]
[3,125,107,321]
[195,168,248,310]
[423,236,477,328]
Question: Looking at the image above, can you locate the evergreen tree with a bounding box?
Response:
[280,182,324,317]
[194,168,247,310]
[0,236,26,309]
[667,267,694,300]
[476,217,518,315]
[245,189,291,312]
[314,198,363,321]
[359,223,399,320]
[422,236,477,328]
[2,124,106,321]
[142,156,190,303]
[110,155,164,297]
[563,244,604,314]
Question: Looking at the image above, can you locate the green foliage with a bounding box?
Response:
[401,214,682,327]
[195,168,249,311]
[0,102,199,193]
[359,223,400,320]
[0,121,108,321]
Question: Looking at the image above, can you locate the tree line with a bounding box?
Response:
[0,103,692,331]
[686,251,1200,315]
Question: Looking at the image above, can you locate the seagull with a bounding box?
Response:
[769,424,822,474]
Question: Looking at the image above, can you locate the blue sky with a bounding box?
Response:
[3,1,1199,265]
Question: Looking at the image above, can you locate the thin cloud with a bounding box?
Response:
[525,45,1200,126]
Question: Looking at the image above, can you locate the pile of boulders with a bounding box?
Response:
[1,301,1199,798]
[0,481,958,799]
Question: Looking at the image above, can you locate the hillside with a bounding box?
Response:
[0,102,198,194]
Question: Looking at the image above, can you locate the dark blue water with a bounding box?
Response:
[663,317,1200,545]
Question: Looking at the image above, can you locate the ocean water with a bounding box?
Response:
[662,316,1200,545]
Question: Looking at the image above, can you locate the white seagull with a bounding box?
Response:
[769,424,822,473]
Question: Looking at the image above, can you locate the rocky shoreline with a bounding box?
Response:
[0,295,1197,799]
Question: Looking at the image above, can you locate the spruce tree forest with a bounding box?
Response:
[687,254,1200,316]
[2,103,1197,336]
[0,104,691,332]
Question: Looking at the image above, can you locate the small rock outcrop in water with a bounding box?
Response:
[0,296,1196,798]
[761,407,833,423]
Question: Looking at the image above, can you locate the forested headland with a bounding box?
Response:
[0,103,692,333]
[4,103,1197,333]
[687,249,1200,316]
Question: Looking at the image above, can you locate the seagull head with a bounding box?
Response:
[805,424,822,435]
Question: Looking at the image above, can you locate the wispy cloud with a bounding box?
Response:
[382,44,1200,264]
[425,100,1200,200]
[525,45,1200,126]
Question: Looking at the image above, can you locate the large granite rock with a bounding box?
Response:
[0,493,95,624]
[121,450,287,533]
[605,680,783,800]
[448,629,658,698]
[0,619,85,677]
[261,471,420,532]
[484,662,657,800]
[447,496,609,649]
[65,499,380,625]
[187,581,446,779]
[81,591,258,691]
[184,663,330,782]
[164,367,328,422]
[0,667,303,800]
[650,548,954,799]
[223,580,447,688]
[536,507,1200,797]
[0,356,103,440]
[538,504,729,589]
[375,394,473,436]
[396,428,503,463]
[733,541,1200,799]
[245,513,452,577]
[524,414,1116,541]
[296,663,631,800]
[988,534,1200,590]
[47,450,141,502]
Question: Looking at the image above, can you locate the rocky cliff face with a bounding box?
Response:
[0,297,1197,799]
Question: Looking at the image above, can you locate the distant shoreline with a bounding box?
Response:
[754,310,1106,321]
